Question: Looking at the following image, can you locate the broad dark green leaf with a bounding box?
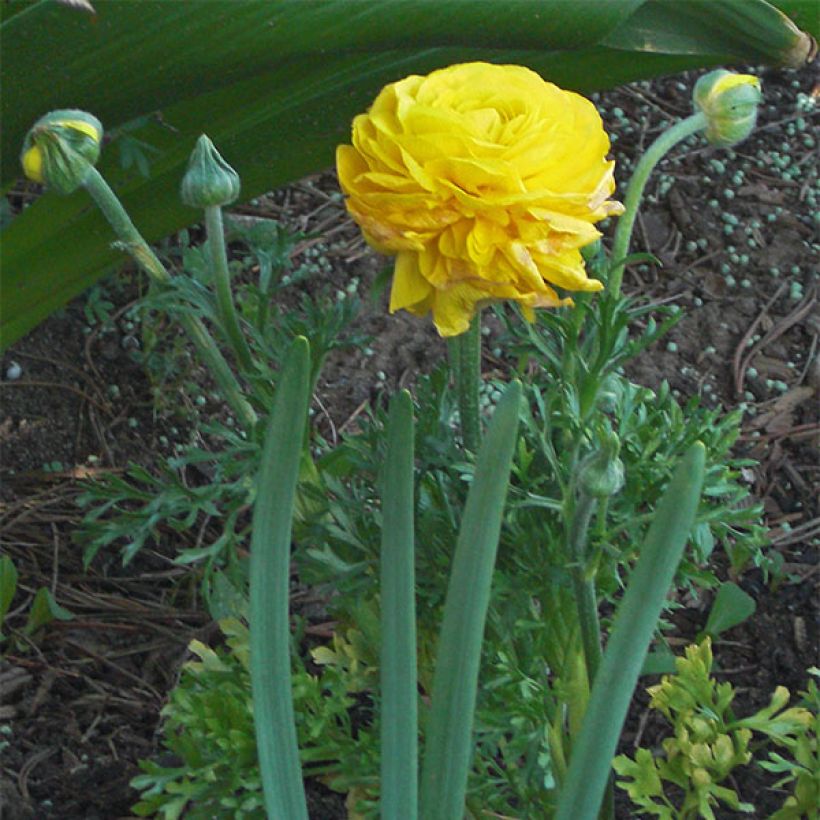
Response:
[1,0,814,348]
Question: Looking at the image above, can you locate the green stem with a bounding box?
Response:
[256,255,274,332]
[608,112,708,298]
[447,314,482,453]
[567,488,612,820]
[82,167,257,431]
[205,205,255,373]
[567,491,602,682]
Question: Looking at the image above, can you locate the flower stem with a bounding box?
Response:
[567,488,613,820]
[256,255,274,333]
[204,205,255,374]
[608,112,708,298]
[448,315,482,453]
[82,167,257,431]
[567,490,602,682]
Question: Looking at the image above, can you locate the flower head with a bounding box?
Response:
[693,70,762,147]
[180,134,241,208]
[337,62,623,336]
[21,109,102,194]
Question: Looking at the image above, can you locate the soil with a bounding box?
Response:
[1,64,818,819]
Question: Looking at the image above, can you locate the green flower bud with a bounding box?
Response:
[180,134,240,208]
[21,109,103,194]
[693,70,762,148]
[578,428,625,499]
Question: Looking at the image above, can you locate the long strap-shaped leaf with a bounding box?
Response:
[419,380,522,820]
[3,0,813,167]
[555,441,706,820]
[249,336,311,820]
[380,390,418,820]
[1,0,814,349]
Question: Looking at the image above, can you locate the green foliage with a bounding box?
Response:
[282,309,768,815]
[420,381,522,820]
[131,619,264,819]
[130,617,373,819]
[248,337,311,820]
[74,221,364,575]
[702,581,757,639]
[613,640,816,819]
[0,554,74,645]
[0,555,18,642]
[499,298,771,591]
[52,62,786,816]
[75,431,256,571]
[557,441,706,820]
[95,241,772,816]
[2,0,815,349]
[82,282,115,326]
[759,669,820,820]
[23,587,74,635]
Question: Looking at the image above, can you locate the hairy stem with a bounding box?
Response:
[205,205,255,373]
[447,315,482,453]
[82,167,257,431]
[608,112,708,297]
[567,490,602,681]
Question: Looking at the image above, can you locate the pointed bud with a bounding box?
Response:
[577,427,625,499]
[693,70,762,147]
[21,110,103,194]
[180,134,240,208]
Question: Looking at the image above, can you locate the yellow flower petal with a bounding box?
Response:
[22,144,44,183]
[431,282,488,337]
[337,61,622,336]
[710,73,760,97]
[389,251,434,313]
[53,118,101,142]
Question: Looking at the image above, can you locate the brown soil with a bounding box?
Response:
[1,65,817,818]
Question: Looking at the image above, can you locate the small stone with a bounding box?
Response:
[5,361,22,380]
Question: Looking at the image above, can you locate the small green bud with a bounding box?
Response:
[578,428,625,499]
[693,70,762,148]
[21,109,102,194]
[180,134,241,208]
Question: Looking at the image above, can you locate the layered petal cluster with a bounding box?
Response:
[337,62,623,336]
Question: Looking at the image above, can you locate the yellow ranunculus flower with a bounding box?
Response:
[337,62,623,337]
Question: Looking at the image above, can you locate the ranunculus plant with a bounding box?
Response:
[17,54,808,820]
